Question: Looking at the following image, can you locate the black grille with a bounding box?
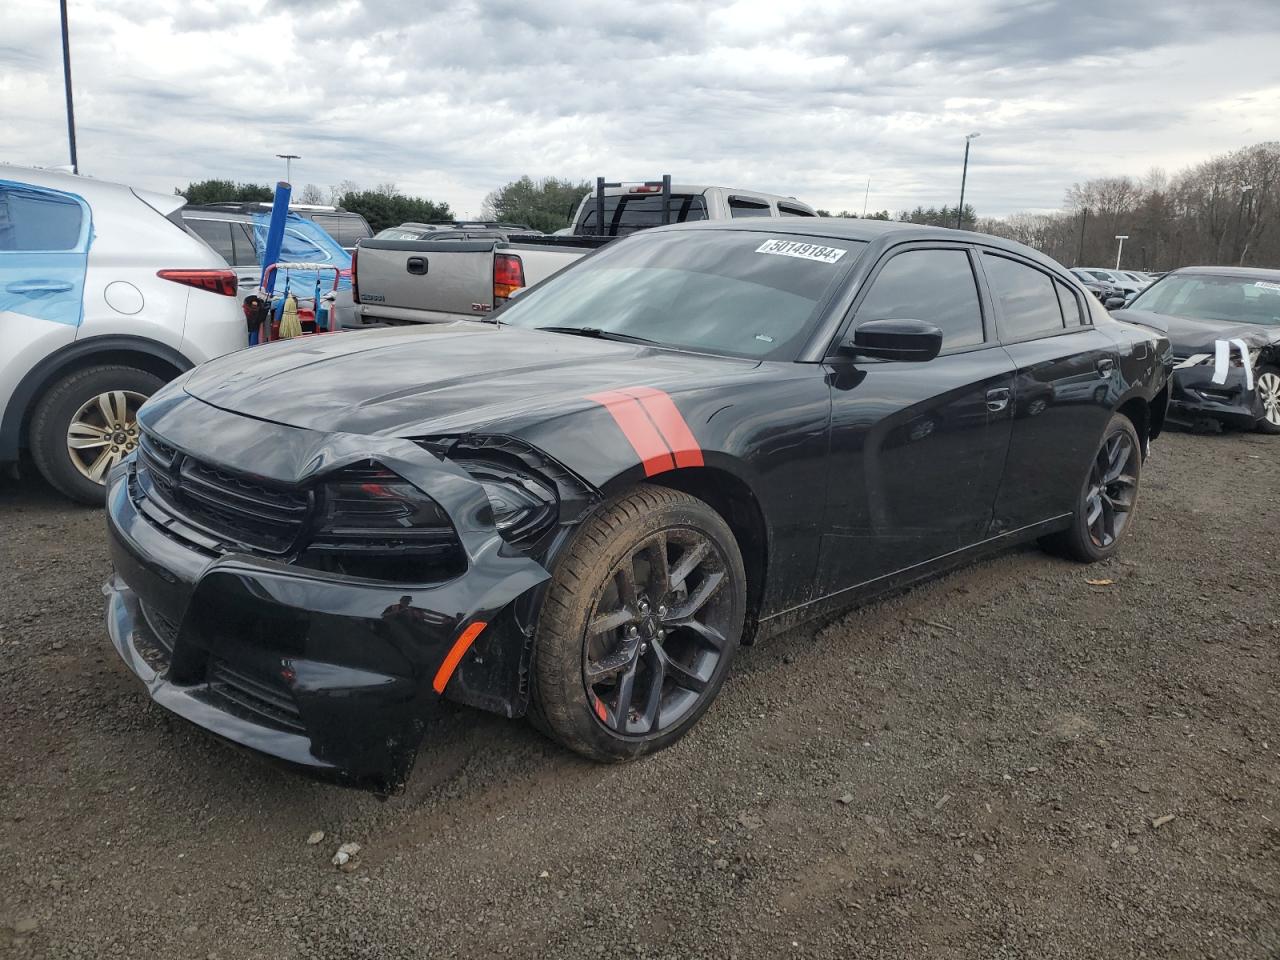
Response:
[207,658,305,733]
[135,430,312,555]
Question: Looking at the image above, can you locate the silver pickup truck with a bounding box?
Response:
[353,179,816,325]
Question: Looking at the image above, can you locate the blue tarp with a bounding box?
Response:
[251,212,352,300]
[0,179,92,327]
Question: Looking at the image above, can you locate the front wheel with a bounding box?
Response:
[530,485,746,762]
[1255,367,1280,435]
[1040,413,1143,563]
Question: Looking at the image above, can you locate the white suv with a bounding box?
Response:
[0,166,246,503]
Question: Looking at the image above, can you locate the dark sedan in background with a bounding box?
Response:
[1116,266,1280,433]
[103,219,1171,791]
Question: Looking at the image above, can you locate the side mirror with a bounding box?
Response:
[1104,296,1127,310]
[841,318,943,362]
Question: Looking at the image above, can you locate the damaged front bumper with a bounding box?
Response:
[1168,363,1261,429]
[102,398,550,792]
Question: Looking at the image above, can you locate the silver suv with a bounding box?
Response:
[0,166,245,503]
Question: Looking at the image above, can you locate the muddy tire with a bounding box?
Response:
[1040,413,1143,563]
[530,485,746,762]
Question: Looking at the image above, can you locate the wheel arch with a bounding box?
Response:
[642,465,770,645]
[1115,393,1152,456]
[1,335,192,460]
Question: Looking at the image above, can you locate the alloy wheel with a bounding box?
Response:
[1259,371,1280,427]
[66,390,147,484]
[1085,431,1138,548]
[583,528,735,736]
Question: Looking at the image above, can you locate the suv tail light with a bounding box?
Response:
[157,269,237,297]
[350,246,360,305]
[493,253,525,303]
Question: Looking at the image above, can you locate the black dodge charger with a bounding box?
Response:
[104,220,1171,791]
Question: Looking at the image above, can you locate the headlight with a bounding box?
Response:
[298,465,464,582]
[454,457,558,546]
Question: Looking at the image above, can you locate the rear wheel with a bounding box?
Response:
[1040,413,1142,563]
[530,485,745,761]
[29,365,163,505]
[1255,367,1280,435]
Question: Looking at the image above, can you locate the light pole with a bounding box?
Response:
[1114,235,1129,270]
[59,0,78,173]
[276,154,300,183]
[956,132,980,229]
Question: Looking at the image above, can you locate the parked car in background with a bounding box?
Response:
[0,166,245,503]
[569,180,817,236]
[373,221,539,241]
[1114,266,1280,433]
[182,206,357,328]
[354,178,818,325]
[188,201,372,252]
[1074,267,1145,297]
[104,218,1169,791]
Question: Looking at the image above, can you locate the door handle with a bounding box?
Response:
[1097,358,1115,378]
[406,257,427,275]
[238,276,257,287]
[6,280,74,296]
[986,387,1011,413]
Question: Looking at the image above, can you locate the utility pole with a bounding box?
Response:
[59,0,78,173]
[1114,235,1129,270]
[1076,207,1088,266]
[956,132,980,229]
[861,178,871,218]
[276,154,300,183]
[1235,185,1254,265]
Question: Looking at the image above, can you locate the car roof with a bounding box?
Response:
[652,217,1068,272]
[1169,265,1280,280]
[0,163,182,216]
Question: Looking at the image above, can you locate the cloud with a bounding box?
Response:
[2,0,1279,218]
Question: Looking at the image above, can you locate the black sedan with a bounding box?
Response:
[1115,266,1280,433]
[103,220,1171,791]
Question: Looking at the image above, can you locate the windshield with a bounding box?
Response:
[1130,274,1280,326]
[495,230,865,359]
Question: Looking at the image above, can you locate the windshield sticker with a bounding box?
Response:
[755,239,847,264]
[1255,281,1280,294]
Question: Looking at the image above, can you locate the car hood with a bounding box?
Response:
[182,323,759,437]
[1115,309,1280,354]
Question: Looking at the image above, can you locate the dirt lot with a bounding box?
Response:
[1,427,1277,960]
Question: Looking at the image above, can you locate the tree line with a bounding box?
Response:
[178,141,1277,268]
[974,141,1278,269]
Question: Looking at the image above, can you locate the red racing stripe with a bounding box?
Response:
[618,386,704,468]
[586,390,676,476]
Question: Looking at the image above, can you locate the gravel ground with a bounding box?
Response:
[0,427,1277,960]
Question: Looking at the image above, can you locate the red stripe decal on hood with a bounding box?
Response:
[618,386,705,468]
[586,390,676,476]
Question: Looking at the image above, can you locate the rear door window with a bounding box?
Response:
[1055,280,1086,326]
[186,218,235,263]
[232,223,260,267]
[0,186,85,250]
[983,254,1066,340]
[729,196,772,218]
[855,247,985,349]
[310,214,370,247]
[777,203,815,217]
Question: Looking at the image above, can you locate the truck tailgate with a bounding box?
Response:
[356,239,497,320]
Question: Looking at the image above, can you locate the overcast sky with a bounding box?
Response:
[4,0,1279,218]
